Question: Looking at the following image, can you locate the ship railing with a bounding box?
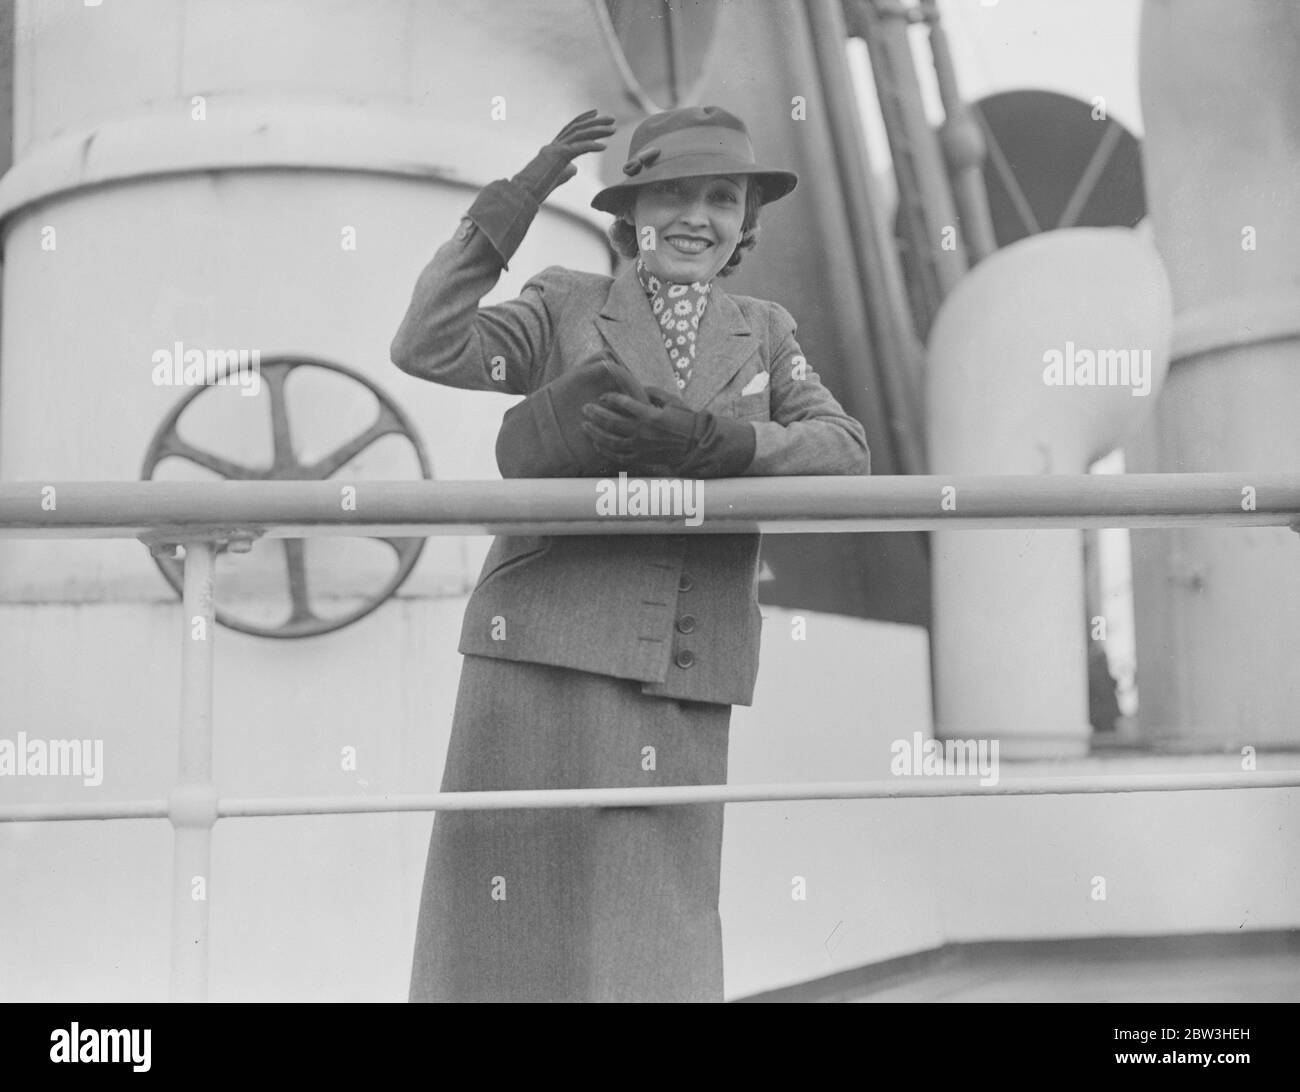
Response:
[3,473,1300,1000]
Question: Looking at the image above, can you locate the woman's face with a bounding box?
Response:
[629,174,748,284]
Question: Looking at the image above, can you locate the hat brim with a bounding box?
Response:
[591,158,798,215]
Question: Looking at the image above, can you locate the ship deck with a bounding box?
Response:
[741,931,1300,1002]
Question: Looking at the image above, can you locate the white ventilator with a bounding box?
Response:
[926,227,1172,758]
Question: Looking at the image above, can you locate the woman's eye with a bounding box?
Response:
[711,189,738,203]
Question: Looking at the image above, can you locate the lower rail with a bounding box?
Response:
[4,770,1298,824]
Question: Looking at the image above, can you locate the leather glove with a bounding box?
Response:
[581,386,757,478]
[495,357,649,478]
[511,109,617,204]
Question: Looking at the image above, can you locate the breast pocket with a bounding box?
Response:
[723,367,772,422]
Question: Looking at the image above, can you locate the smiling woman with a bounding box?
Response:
[392,103,869,1003]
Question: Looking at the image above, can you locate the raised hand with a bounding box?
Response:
[512,109,617,203]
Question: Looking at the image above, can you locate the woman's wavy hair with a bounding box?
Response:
[606,178,763,277]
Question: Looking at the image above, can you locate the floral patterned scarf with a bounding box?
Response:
[635,257,712,392]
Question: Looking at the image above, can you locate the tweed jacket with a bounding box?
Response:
[391,179,870,706]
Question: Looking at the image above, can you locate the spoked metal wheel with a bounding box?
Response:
[140,356,431,638]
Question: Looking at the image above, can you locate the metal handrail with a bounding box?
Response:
[3,474,1300,539]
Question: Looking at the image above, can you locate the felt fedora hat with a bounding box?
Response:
[591,105,798,215]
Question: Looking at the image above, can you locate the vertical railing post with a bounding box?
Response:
[168,539,219,1002]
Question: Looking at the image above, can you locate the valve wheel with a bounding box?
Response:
[140,356,431,638]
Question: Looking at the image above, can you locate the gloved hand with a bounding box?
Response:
[512,109,617,203]
[495,357,649,478]
[581,386,757,478]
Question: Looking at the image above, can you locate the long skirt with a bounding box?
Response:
[409,654,732,1002]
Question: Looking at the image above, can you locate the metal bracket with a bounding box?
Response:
[137,528,265,560]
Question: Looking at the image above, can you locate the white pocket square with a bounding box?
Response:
[740,371,770,396]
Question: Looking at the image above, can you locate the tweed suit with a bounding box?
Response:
[393,178,870,1001]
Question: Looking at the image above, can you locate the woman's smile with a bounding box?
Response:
[665,235,713,254]
[630,175,747,282]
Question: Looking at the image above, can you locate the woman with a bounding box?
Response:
[391,105,870,1002]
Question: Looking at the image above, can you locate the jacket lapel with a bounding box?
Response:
[684,287,757,411]
[594,263,681,394]
[594,264,759,410]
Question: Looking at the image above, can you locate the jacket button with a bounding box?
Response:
[675,649,695,669]
[676,614,697,634]
[678,574,694,593]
